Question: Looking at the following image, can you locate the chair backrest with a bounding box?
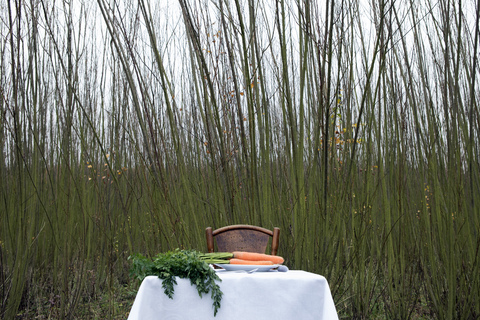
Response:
[206,224,280,255]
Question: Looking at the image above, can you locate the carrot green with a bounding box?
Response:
[129,249,223,316]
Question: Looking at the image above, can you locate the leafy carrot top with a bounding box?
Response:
[128,249,223,316]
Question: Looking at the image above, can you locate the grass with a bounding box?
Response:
[15,279,137,320]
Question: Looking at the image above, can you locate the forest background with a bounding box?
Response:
[1,0,479,319]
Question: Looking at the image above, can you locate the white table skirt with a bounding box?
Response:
[127,270,338,320]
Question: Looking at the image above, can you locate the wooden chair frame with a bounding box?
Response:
[206,224,280,255]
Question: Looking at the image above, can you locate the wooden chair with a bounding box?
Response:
[206,224,280,255]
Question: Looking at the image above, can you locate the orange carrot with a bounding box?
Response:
[232,251,284,264]
[229,258,274,265]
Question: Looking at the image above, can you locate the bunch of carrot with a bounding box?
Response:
[199,251,284,265]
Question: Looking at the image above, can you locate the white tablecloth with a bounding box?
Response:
[127,270,338,320]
